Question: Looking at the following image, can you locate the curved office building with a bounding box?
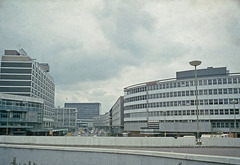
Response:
[124,67,240,137]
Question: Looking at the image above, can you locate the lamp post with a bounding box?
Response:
[6,110,11,135]
[189,60,202,144]
[231,100,238,138]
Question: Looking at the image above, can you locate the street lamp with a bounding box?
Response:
[231,100,238,138]
[164,111,166,137]
[6,110,11,135]
[189,60,202,144]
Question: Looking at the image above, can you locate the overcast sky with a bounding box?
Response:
[0,0,240,114]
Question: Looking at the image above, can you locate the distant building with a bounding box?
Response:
[93,112,111,131]
[54,107,77,132]
[124,67,240,136]
[64,103,100,128]
[0,93,44,135]
[0,49,55,128]
[111,96,124,134]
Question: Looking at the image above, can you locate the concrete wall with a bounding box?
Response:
[201,137,240,147]
[1,136,240,147]
[0,136,196,147]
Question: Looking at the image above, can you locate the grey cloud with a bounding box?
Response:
[95,1,155,56]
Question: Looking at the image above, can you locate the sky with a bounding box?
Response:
[0,0,240,114]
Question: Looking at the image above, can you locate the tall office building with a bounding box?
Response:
[124,67,240,136]
[0,49,55,128]
[65,103,100,128]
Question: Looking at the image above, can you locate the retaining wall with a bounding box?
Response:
[1,136,240,147]
[0,136,196,147]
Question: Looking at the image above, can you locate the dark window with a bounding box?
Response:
[228,78,232,84]
[218,79,222,84]
[208,79,212,85]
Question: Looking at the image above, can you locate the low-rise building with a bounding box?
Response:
[93,112,111,131]
[54,107,77,132]
[0,93,44,135]
[112,96,124,134]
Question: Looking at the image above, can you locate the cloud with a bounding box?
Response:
[0,0,240,113]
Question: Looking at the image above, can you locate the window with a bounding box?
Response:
[218,89,222,94]
[234,88,238,94]
[178,91,181,97]
[190,91,194,96]
[220,109,224,115]
[225,109,229,115]
[233,78,237,84]
[209,89,213,95]
[219,99,223,104]
[210,110,214,115]
[174,92,177,97]
[224,99,228,104]
[191,110,195,115]
[213,79,217,85]
[182,101,186,106]
[223,89,228,94]
[228,78,232,84]
[225,123,229,128]
[204,100,208,105]
[205,110,209,115]
[213,89,218,95]
[236,109,239,115]
[209,99,213,105]
[218,79,222,84]
[203,80,207,85]
[183,111,186,115]
[190,81,194,86]
[212,123,216,128]
[208,79,212,85]
[204,90,208,95]
[162,84,165,89]
[228,88,233,94]
[223,78,227,84]
[191,100,195,105]
[182,91,185,96]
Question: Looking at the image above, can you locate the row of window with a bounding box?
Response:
[0,100,43,108]
[126,76,240,95]
[124,108,240,118]
[124,98,239,110]
[212,122,239,128]
[125,88,240,103]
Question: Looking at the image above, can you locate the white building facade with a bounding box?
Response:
[124,67,240,137]
[93,112,111,130]
[0,93,44,135]
[111,96,124,134]
[54,107,77,131]
[0,50,55,128]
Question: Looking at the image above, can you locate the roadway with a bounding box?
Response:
[85,146,240,158]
